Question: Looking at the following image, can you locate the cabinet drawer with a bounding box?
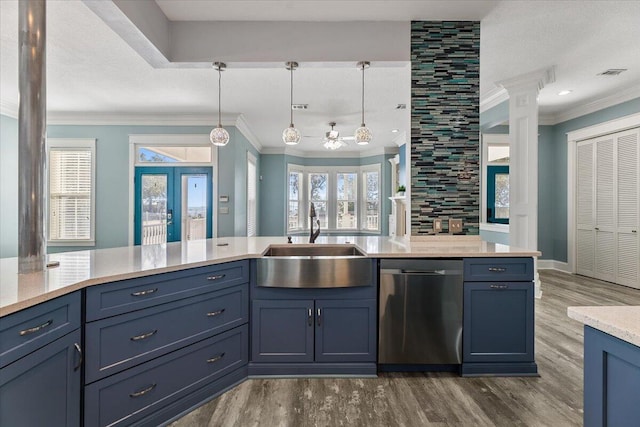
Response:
[464,258,534,282]
[86,260,249,321]
[85,284,248,383]
[84,325,248,427]
[0,292,81,368]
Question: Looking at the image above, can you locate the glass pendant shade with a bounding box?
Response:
[282,125,301,145]
[355,125,373,145]
[210,62,230,147]
[210,126,230,146]
[355,61,372,145]
[282,61,300,145]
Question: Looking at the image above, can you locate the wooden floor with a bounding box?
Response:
[170,271,640,427]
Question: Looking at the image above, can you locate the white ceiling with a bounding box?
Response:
[1,0,639,153]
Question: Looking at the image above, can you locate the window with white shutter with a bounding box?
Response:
[47,139,96,246]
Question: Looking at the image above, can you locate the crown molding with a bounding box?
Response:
[0,99,18,118]
[45,112,239,126]
[392,131,408,147]
[261,145,398,158]
[234,114,263,152]
[497,66,556,93]
[479,87,509,113]
[549,84,640,125]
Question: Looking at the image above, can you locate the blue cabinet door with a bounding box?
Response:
[463,282,534,363]
[0,329,81,427]
[315,299,377,363]
[251,300,314,363]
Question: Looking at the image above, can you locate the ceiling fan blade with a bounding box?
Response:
[340,136,356,141]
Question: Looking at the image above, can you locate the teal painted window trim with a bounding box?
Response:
[487,165,509,224]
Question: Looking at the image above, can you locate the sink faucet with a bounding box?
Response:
[309,202,321,243]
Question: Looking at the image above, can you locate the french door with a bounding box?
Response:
[134,167,213,245]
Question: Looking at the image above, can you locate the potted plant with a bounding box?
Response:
[396,185,406,196]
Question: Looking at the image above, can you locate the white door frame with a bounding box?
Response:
[128,134,218,246]
[566,112,640,273]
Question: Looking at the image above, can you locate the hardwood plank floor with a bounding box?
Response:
[170,271,640,427]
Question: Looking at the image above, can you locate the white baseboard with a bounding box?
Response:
[537,259,571,273]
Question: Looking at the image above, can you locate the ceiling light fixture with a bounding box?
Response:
[209,62,230,147]
[282,61,301,145]
[355,61,373,145]
[391,129,399,133]
[558,90,573,96]
[323,122,342,150]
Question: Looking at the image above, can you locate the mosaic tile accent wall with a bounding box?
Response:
[411,21,480,235]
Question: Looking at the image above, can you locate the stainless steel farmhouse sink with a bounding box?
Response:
[256,244,372,288]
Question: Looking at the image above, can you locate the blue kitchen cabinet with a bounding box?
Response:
[251,299,314,363]
[315,299,377,363]
[462,257,538,376]
[583,326,640,427]
[0,328,81,427]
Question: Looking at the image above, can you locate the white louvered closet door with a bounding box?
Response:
[616,129,639,288]
[576,141,595,277]
[594,136,616,283]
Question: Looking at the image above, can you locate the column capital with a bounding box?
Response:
[497,66,556,95]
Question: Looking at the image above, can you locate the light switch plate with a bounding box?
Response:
[433,218,442,233]
[450,219,462,234]
[220,207,229,214]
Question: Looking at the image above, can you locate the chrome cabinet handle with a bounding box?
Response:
[308,308,312,326]
[130,383,156,398]
[206,309,225,317]
[488,267,506,273]
[595,227,600,231]
[131,288,158,297]
[130,330,157,341]
[206,352,226,364]
[207,274,226,281]
[490,284,509,290]
[19,319,53,336]
[74,343,83,371]
[317,308,322,327]
[633,230,637,233]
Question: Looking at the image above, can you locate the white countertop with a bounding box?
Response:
[567,306,640,348]
[0,235,539,317]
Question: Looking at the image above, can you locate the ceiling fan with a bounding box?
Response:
[305,122,355,150]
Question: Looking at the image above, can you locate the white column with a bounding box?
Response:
[497,67,555,298]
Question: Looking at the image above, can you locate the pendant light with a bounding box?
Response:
[355,61,373,145]
[210,62,230,147]
[282,61,301,145]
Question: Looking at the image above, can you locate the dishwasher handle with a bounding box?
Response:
[381,269,463,276]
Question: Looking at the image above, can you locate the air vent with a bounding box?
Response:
[292,104,308,110]
[396,104,407,110]
[598,69,627,76]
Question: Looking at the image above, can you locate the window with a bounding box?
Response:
[47,139,96,245]
[362,167,380,231]
[287,164,381,233]
[482,135,509,225]
[247,152,257,237]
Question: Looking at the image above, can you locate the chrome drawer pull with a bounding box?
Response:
[317,308,322,327]
[131,288,158,297]
[206,352,226,364]
[308,308,313,326]
[19,319,53,336]
[74,343,83,371]
[207,274,226,281]
[130,330,157,341]
[206,309,226,317]
[488,267,507,272]
[490,284,509,290]
[130,383,156,398]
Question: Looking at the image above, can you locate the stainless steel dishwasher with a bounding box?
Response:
[379,259,463,365]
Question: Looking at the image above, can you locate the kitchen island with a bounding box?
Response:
[568,306,640,427]
[1,236,540,427]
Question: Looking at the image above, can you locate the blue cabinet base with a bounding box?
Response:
[461,362,538,377]
[141,366,248,427]
[248,362,377,377]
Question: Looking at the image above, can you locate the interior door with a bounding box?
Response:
[576,141,595,277]
[594,137,616,283]
[135,167,212,245]
[616,130,639,288]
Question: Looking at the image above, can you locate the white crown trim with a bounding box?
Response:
[479,87,509,113]
[261,146,397,158]
[234,114,263,152]
[45,112,238,126]
[497,66,556,93]
[392,131,408,147]
[550,84,640,125]
[0,99,18,118]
